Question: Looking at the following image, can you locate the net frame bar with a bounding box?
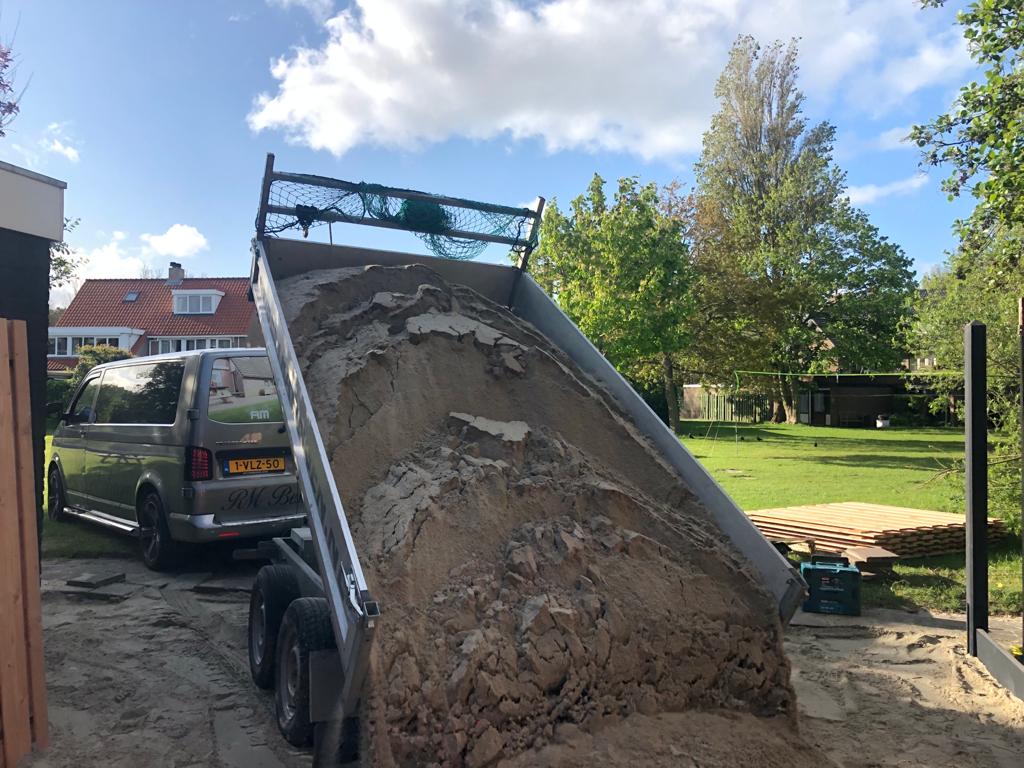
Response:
[255,153,545,255]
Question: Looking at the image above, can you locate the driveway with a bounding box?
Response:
[27,557,308,768]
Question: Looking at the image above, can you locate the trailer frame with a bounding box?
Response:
[245,153,806,762]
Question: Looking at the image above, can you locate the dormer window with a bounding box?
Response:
[172,289,224,315]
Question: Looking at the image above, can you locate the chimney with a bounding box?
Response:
[167,261,185,285]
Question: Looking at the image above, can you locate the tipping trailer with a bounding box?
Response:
[243,154,806,765]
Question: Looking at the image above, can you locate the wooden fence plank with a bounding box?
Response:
[0,319,33,766]
[9,319,48,749]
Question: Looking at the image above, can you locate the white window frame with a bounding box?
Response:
[48,336,70,356]
[171,289,224,315]
[147,336,247,356]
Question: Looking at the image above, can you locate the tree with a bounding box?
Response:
[0,39,17,137]
[912,231,1024,534]
[911,0,1024,236]
[691,36,915,422]
[910,0,1024,534]
[68,345,132,388]
[532,174,695,431]
[50,217,84,289]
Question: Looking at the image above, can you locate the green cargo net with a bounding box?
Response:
[262,174,537,261]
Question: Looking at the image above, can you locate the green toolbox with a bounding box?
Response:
[800,555,861,616]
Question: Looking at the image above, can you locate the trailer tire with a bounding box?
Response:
[276,597,334,747]
[249,564,300,689]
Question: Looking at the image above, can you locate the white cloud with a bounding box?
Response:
[877,125,913,151]
[267,0,333,21]
[139,224,209,259]
[50,226,211,306]
[877,29,973,104]
[249,0,971,160]
[41,123,80,163]
[45,138,79,162]
[847,173,928,205]
[2,123,81,168]
[49,235,147,307]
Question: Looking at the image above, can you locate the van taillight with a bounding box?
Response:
[186,446,213,481]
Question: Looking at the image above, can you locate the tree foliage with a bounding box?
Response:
[690,36,915,421]
[532,174,694,430]
[912,0,1024,233]
[50,217,83,289]
[913,234,1023,534]
[0,40,17,137]
[911,0,1024,534]
[69,345,132,389]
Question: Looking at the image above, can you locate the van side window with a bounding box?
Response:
[94,362,186,425]
[208,357,282,423]
[68,378,102,424]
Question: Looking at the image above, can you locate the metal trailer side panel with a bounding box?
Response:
[259,238,804,622]
[250,240,378,717]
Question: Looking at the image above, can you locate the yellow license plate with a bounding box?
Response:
[226,457,286,474]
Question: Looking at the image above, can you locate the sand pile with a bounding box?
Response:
[279,264,818,768]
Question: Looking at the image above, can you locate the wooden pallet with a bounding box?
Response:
[746,501,1006,558]
[0,319,48,767]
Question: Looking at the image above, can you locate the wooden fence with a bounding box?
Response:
[0,318,48,766]
[681,386,773,423]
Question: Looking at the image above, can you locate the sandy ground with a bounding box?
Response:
[22,556,1024,768]
[26,556,307,768]
[787,610,1024,768]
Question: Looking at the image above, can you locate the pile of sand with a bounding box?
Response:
[279,265,822,768]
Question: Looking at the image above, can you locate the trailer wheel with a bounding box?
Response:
[249,564,300,689]
[276,597,334,747]
[314,716,360,766]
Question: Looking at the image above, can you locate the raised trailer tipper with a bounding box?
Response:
[244,154,805,766]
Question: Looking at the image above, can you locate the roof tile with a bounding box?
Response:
[56,277,253,337]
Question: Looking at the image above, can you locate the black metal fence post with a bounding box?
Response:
[1019,298,1024,651]
[965,320,988,657]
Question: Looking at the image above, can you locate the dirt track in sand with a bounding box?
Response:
[279,264,824,767]
[29,556,1024,768]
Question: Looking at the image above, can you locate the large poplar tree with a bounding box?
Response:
[691,36,914,422]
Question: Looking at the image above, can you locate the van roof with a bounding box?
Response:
[89,347,268,372]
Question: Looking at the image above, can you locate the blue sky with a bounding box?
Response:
[0,0,976,306]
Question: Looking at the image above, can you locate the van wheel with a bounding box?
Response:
[249,565,300,689]
[276,597,334,747]
[47,465,68,521]
[137,490,179,571]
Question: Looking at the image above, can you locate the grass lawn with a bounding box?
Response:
[682,420,1023,615]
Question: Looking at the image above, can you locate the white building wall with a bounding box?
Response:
[0,160,66,241]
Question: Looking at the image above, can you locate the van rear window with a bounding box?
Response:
[208,356,283,423]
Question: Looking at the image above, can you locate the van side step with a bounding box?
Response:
[64,507,140,536]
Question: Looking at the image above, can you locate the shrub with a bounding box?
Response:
[68,345,132,388]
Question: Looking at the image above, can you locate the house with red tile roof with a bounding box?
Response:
[48,262,257,374]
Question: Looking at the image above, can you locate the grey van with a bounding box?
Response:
[47,349,306,570]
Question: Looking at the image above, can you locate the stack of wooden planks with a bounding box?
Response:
[746,501,1007,558]
[0,318,48,767]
